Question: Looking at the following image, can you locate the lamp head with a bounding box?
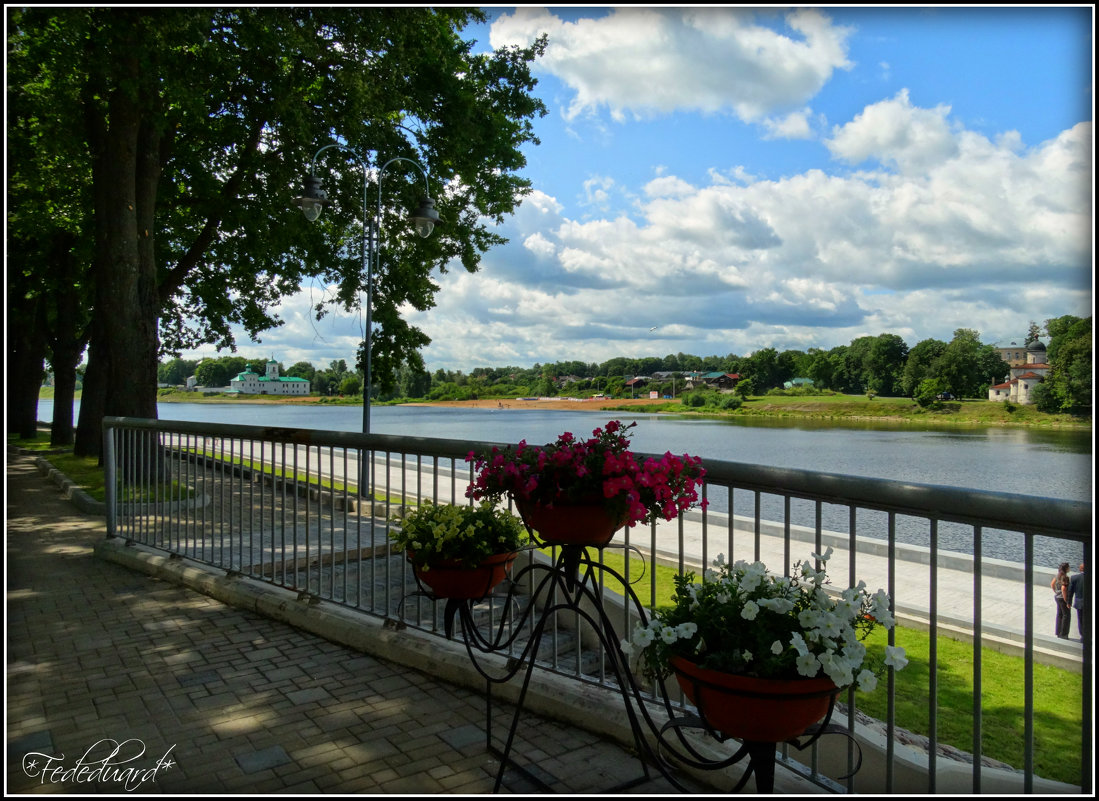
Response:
[410,196,441,238]
[293,175,332,222]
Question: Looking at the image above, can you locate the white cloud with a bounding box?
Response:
[826,89,958,172]
[761,108,815,140]
[408,105,1090,370]
[490,7,853,123]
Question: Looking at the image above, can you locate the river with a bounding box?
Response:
[39,399,1091,564]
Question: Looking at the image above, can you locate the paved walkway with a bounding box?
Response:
[7,452,819,795]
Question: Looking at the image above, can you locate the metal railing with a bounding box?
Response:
[103,416,1092,793]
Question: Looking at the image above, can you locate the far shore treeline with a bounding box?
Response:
[144,317,1092,419]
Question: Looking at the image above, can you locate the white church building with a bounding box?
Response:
[987,340,1050,405]
[230,360,311,396]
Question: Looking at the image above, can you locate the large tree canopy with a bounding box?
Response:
[7,7,546,456]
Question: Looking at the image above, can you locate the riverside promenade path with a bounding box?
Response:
[7,450,815,795]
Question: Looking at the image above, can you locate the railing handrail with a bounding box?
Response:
[104,415,1091,540]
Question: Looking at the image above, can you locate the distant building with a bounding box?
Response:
[783,378,814,389]
[700,372,740,390]
[988,340,1050,404]
[993,339,1032,367]
[230,360,311,396]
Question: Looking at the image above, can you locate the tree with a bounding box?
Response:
[339,375,363,397]
[744,347,782,392]
[194,361,230,389]
[901,339,948,397]
[8,8,547,459]
[285,361,317,381]
[936,329,1006,399]
[806,347,841,392]
[864,334,909,396]
[7,19,95,443]
[1040,316,1092,413]
[158,358,198,386]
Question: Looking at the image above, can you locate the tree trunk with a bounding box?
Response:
[74,17,162,463]
[74,326,107,458]
[6,294,47,440]
[50,342,82,447]
[49,233,86,447]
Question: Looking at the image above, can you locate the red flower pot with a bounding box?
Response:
[515,501,623,547]
[410,551,517,600]
[670,656,840,743]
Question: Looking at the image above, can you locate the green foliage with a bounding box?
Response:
[1041,316,1092,413]
[338,375,363,397]
[720,394,743,411]
[914,377,948,408]
[11,8,548,453]
[389,501,529,569]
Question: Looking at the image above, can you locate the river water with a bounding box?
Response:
[39,400,1092,564]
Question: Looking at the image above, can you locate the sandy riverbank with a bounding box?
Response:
[399,397,671,413]
[149,392,669,412]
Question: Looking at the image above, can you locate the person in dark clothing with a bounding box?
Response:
[1052,562,1072,639]
[1067,563,1087,642]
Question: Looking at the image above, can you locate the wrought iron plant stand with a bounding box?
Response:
[403,529,859,793]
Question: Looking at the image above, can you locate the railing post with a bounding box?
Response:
[103,418,117,538]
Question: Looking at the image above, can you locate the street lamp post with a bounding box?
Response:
[294,143,440,498]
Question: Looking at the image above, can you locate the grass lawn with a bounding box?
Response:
[611,393,1088,428]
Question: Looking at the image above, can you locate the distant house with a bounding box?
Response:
[230,359,311,396]
[783,377,814,389]
[993,339,1032,368]
[988,340,1050,404]
[700,372,740,390]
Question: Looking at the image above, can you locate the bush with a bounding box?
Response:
[720,394,743,410]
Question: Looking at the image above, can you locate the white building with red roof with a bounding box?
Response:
[988,340,1050,404]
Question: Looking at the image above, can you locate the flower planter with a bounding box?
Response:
[515,500,623,547]
[410,551,517,600]
[670,656,840,743]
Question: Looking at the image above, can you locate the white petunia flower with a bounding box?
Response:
[819,651,853,687]
[660,625,679,645]
[796,651,820,677]
[758,597,795,614]
[884,645,908,670]
[770,640,783,656]
[632,623,655,648]
[857,669,878,692]
[675,622,698,639]
[740,601,760,621]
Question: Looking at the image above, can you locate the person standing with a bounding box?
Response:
[1052,562,1072,639]
[1068,563,1087,642]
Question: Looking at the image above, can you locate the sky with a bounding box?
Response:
[185,6,1094,373]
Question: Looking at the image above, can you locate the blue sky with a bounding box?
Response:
[197,6,1093,373]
